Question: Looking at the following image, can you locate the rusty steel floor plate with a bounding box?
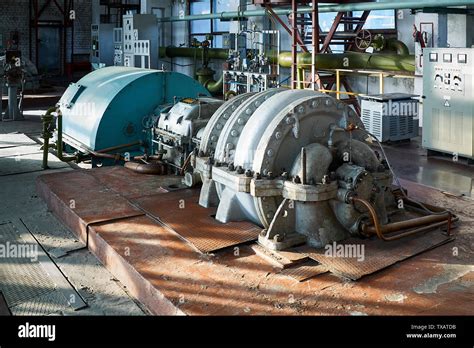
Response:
[280,260,329,282]
[87,166,181,199]
[133,189,261,253]
[297,231,454,280]
[37,166,473,315]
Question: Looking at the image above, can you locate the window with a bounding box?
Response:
[212,0,231,32]
[319,10,395,52]
[320,10,396,31]
[190,1,211,35]
[189,0,235,48]
[353,10,396,29]
[319,12,339,32]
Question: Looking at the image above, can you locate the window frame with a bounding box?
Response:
[188,0,228,48]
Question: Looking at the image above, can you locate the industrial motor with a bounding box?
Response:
[191,89,399,250]
[56,67,212,166]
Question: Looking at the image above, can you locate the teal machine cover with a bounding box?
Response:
[57,67,210,161]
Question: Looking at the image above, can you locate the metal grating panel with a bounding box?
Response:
[298,231,454,280]
[0,222,56,307]
[133,189,260,253]
[280,260,329,282]
[10,290,75,316]
[0,221,81,315]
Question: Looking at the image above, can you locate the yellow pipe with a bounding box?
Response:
[379,72,384,94]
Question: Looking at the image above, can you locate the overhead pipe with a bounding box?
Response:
[160,47,415,72]
[279,51,415,72]
[159,47,228,61]
[157,0,474,22]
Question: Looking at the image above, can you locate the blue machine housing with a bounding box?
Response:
[58,67,210,160]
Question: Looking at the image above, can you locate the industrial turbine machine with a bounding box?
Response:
[46,68,453,252]
[191,89,452,250]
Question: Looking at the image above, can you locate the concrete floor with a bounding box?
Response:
[1,110,473,315]
[381,137,474,198]
[0,112,148,315]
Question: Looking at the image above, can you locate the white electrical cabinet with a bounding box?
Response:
[422,48,474,161]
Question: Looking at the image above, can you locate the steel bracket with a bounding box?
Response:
[258,198,306,251]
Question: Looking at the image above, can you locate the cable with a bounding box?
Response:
[355,126,448,215]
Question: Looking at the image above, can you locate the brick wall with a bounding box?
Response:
[0,0,92,69]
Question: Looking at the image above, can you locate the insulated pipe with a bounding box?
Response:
[384,38,410,56]
[159,47,228,60]
[158,0,474,22]
[279,51,415,72]
[204,74,224,95]
[160,47,415,73]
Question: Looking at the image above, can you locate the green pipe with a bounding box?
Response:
[41,107,76,169]
[205,74,224,94]
[159,47,228,60]
[384,38,410,56]
[278,51,415,72]
[41,106,56,169]
[160,47,415,72]
[195,66,223,95]
[158,0,474,22]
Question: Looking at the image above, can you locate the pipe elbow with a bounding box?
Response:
[385,38,410,56]
[204,74,223,95]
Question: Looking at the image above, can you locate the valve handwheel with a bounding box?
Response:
[355,29,372,50]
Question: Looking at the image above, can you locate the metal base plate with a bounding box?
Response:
[297,230,454,280]
[280,260,329,282]
[133,189,261,253]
